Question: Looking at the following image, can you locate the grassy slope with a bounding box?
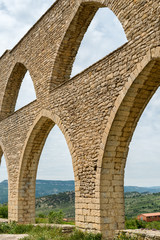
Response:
[125,192,160,218]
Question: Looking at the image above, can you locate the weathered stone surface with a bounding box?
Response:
[115,230,160,240]
[0,0,159,239]
[0,235,28,240]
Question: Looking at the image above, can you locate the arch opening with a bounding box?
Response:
[1,63,36,120]
[18,115,75,224]
[71,8,127,77]
[124,86,160,223]
[15,70,36,111]
[0,151,8,221]
[99,58,160,238]
[36,125,74,220]
[125,86,160,187]
[50,3,127,90]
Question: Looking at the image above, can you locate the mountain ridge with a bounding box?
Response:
[0,180,75,204]
[1,180,160,204]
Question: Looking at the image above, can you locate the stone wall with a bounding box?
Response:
[115,230,160,240]
[0,0,159,239]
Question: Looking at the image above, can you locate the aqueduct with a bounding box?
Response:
[0,0,159,239]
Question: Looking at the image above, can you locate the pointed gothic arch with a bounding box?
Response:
[17,111,76,223]
[15,70,37,111]
[96,51,160,237]
[50,0,128,90]
[0,63,36,119]
[50,2,102,90]
[71,7,127,77]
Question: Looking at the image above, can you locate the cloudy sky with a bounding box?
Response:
[0,0,160,187]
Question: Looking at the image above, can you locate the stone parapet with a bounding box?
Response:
[115,229,160,240]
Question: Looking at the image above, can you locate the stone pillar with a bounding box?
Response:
[99,160,125,239]
[75,194,101,234]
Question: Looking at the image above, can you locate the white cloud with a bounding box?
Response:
[0,0,54,56]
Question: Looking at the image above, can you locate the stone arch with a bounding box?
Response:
[50,0,130,90]
[80,0,157,42]
[50,1,103,90]
[0,62,36,119]
[71,7,127,77]
[17,110,76,223]
[96,47,160,239]
[51,0,157,90]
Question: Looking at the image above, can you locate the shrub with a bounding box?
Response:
[9,222,33,234]
[115,232,140,240]
[38,213,46,218]
[48,210,64,224]
[69,229,102,240]
[0,223,11,233]
[125,218,146,229]
[35,218,48,224]
[0,204,8,218]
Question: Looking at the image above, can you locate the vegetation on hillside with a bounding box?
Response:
[36,191,75,218]
[2,190,160,222]
[2,184,160,239]
[36,191,160,220]
[2,190,160,239]
[125,192,160,219]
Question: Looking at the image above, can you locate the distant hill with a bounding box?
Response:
[36,191,75,218]
[0,180,75,204]
[1,179,160,220]
[36,191,160,219]
[0,180,8,204]
[35,180,75,197]
[124,186,160,193]
[1,180,160,204]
